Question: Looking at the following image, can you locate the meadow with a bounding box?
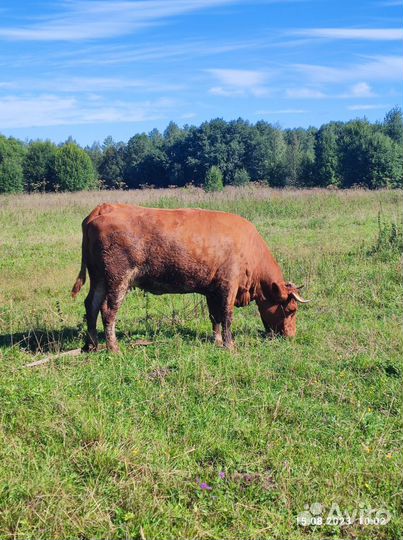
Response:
[0,186,402,539]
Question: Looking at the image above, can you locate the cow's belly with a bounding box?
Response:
[105,233,224,296]
[134,276,202,296]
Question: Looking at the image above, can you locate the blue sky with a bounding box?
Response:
[0,0,402,145]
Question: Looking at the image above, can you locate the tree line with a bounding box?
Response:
[0,107,402,194]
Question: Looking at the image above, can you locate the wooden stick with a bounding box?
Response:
[23,348,82,368]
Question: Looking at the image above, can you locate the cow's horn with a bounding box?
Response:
[291,291,310,303]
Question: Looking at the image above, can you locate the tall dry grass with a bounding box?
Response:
[1,185,400,212]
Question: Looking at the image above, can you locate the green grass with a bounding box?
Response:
[0,186,402,539]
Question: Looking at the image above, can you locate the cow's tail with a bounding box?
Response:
[71,218,88,299]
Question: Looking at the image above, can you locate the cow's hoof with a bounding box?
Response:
[82,343,98,353]
[223,340,235,351]
[107,344,121,354]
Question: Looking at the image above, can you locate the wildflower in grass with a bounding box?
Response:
[219,471,225,479]
[386,453,392,459]
[199,482,213,491]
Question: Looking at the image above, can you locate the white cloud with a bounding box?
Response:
[208,68,267,87]
[379,0,402,6]
[207,68,269,97]
[0,0,237,42]
[57,39,267,67]
[0,94,176,128]
[348,104,390,111]
[42,77,182,93]
[0,95,78,128]
[181,112,197,119]
[209,86,244,97]
[293,28,403,41]
[0,76,184,95]
[294,55,403,83]
[0,0,306,43]
[256,109,307,114]
[286,82,378,100]
[286,88,326,99]
[349,82,376,98]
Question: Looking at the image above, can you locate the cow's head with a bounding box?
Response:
[257,281,309,338]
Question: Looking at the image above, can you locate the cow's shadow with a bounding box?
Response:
[0,327,84,353]
[0,324,205,354]
[0,322,268,354]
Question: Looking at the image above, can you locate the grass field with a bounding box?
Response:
[0,186,402,539]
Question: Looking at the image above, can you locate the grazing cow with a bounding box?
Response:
[72,203,309,352]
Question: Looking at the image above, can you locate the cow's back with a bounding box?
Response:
[85,204,270,295]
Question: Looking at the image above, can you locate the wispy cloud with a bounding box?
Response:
[181,112,197,119]
[341,82,376,98]
[294,55,403,83]
[379,0,402,6]
[54,39,268,68]
[348,103,390,110]
[208,69,268,87]
[0,94,176,128]
[207,68,270,97]
[256,108,307,115]
[0,0,237,41]
[286,88,326,99]
[286,82,378,100]
[0,95,77,128]
[293,27,403,40]
[22,77,183,94]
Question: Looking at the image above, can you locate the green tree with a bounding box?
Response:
[247,122,287,186]
[314,122,343,186]
[54,143,97,192]
[232,168,250,186]
[284,130,301,186]
[366,131,403,188]
[225,119,251,183]
[204,165,223,192]
[338,120,402,188]
[0,136,26,194]
[23,141,57,192]
[85,141,103,174]
[125,133,168,188]
[163,122,189,186]
[102,136,116,150]
[284,128,316,186]
[99,146,126,189]
[383,106,403,145]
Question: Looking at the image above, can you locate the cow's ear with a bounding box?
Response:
[271,281,289,303]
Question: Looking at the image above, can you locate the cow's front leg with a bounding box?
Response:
[208,289,236,349]
[222,305,235,350]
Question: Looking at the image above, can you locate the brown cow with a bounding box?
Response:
[72,203,309,352]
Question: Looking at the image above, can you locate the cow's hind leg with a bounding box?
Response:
[101,283,128,353]
[83,280,106,352]
[206,295,223,346]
